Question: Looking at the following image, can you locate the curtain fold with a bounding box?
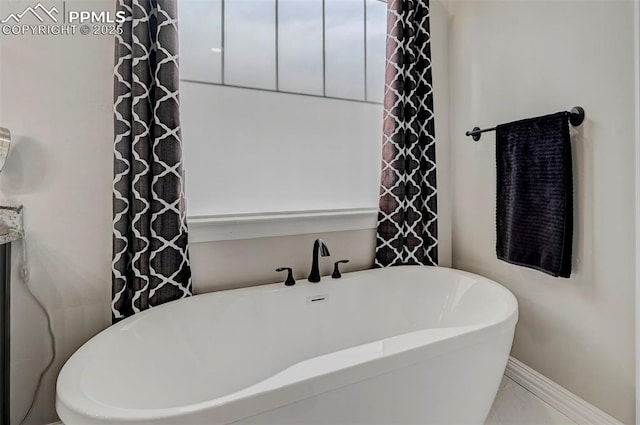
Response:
[112,0,192,322]
[375,0,438,267]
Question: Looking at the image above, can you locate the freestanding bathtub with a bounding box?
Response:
[56,266,517,425]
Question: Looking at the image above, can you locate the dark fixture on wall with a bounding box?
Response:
[0,205,23,425]
[0,128,14,425]
[465,106,585,141]
[1,241,10,425]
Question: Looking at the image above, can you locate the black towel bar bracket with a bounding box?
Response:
[466,106,585,141]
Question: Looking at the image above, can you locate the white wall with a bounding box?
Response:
[431,0,452,267]
[448,1,636,423]
[0,1,115,423]
[0,1,450,424]
[636,0,640,420]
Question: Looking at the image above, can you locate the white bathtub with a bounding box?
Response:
[56,266,517,425]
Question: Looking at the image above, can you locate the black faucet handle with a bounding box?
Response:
[331,260,350,279]
[276,267,296,286]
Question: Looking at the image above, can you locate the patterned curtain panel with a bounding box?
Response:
[375,0,438,267]
[112,0,192,322]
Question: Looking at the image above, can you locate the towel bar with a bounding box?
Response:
[466,106,585,141]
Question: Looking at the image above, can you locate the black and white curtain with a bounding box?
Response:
[112,0,192,322]
[375,0,438,267]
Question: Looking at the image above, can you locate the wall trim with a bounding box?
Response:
[188,208,378,243]
[635,0,640,419]
[505,357,623,425]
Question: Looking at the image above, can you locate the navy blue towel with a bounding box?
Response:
[495,112,573,278]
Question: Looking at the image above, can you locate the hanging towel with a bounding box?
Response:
[495,112,573,278]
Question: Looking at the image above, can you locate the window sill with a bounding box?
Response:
[188,208,378,243]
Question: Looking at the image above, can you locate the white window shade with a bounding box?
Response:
[181,82,382,217]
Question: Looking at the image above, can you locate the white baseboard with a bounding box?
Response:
[505,357,623,425]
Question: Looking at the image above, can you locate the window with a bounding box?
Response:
[179,0,386,237]
[180,0,385,102]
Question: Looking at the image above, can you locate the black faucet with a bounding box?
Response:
[308,239,330,283]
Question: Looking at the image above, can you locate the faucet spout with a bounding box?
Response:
[308,239,330,283]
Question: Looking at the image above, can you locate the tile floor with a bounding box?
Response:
[485,376,578,425]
